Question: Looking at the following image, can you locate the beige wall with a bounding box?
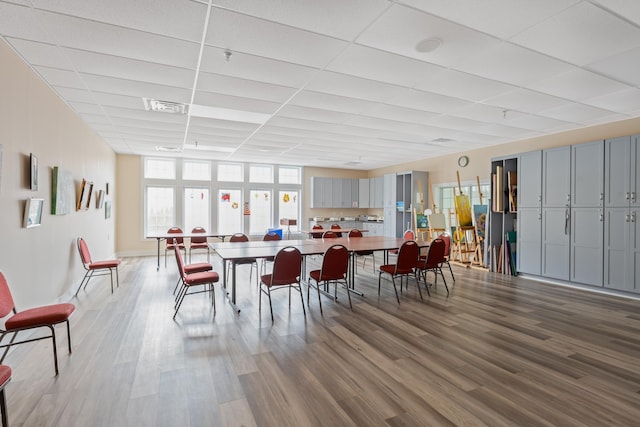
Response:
[0,41,116,307]
[115,154,151,256]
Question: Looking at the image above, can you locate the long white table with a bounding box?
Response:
[147,232,230,270]
[211,236,429,313]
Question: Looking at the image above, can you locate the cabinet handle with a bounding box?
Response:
[538,212,542,220]
[538,195,542,203]
[599,210,603,222]
[632,192,636,203]
[632,213,636,223]
[626,214,630,223]
[626,192,630,200]
[564,209,570,235]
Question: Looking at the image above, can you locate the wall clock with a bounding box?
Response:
[457,155,469,167]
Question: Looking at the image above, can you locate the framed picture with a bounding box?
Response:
[104,201,111,219]
[77,179,93,211]
[52,167,73,215]
[24,198,44,228]
[30,153,38,191]
[96,190,105,209]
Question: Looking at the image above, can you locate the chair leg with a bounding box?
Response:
[390,276,400,304]
[74,271,91,297]
[316,281,323,315]
[414,272,423,301]
[447,261,455,281]
[0,386,7,427]
[298,283,306,316]
[268,288,274,322]
[344,280,353,310]
[0,332,18,364]
[47,325,59,376]
[66,320,72,354]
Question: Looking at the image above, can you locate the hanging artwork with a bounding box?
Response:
[473,205,488,240]
[30,153,38,191]
[77,179,94,211]
[243,201,251,216]
[283,193,290,203]
[105,201,111,219]
[52,167,73,215]
[221,193,231,202]
[24,198,44,228]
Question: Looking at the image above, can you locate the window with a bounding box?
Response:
[218,189,242,234]
[249,190,272,234]
[218,163,243,182]
[436,183,490,229]
[279,190,299,232]
[184,188,210,232]
[250,165,273,183]
[145,158,176,179]
[279,166,301,184]
[183,160,211,181]
[146,187,175,235]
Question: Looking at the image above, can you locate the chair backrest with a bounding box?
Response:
[403,229,415,240]
[322,231,338,238]
[167,227,184,246]
[348,229,363,238]
[263,232,281,241]
[173,239,187,278]
[191,227,207,244]
[320,244,349,281]
[424,238,446,268]
[0,272,16,318]
[77,237,92,265]
[396,240,419,272]
[270,246,303,285]
[438,234,452,257]
[230,233,249,243]
[311,224,323,238]
[331,224,341,230]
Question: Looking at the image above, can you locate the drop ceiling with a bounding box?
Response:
[1,0,640,170]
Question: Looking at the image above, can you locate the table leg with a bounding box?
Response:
[230,261,241,313]
[156,238,161,271]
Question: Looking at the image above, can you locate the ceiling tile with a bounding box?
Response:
[527,68,631,101]
[306,71,406,104]
[401,0,580,39]
[537,102,616,124]
[193,91,280,114]
[0,2,49,40]
[205,8,348,69]
[414,68,515,102]
[587,46,640,86]
[289,91,375,115]
[196,72,296,103]
[452,42,575,86]
[34,66,85,89]
[357,3,501,68]
[386,88,472,114]
[592,0,640,26]
[483,88,572,114]
[511,2,640,66]
[80,74,192,103]
[5,38,74,70]
[583,88,640,114]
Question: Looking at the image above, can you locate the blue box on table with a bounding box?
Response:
[267,228,283,239]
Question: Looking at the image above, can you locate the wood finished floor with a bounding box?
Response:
[4,254,640,426]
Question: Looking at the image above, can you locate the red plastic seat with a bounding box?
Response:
[322,231,338,239]
[0,364,10,427]
[189,226,210,263]
[311,224,323,239]
[308,244,351,313]
[389,229,415,255]
[260,231,282,275]
[173,240,219,319]
[0,272,75,375]
[76,237,121,296]
[378,240,422,303]
[438,233,455,282]
[259,246,305,322]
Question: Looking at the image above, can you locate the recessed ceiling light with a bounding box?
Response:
[189,104,271,124]
[183,143,235,153]
[415,37,443,53]
[155,145,182,152]
[432,138,455,143]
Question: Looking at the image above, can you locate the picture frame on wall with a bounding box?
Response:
[104,201,111,219]
[77,179,93,211]
[96,190,104,209]
[30,153,38,191]
[24,198,44,228]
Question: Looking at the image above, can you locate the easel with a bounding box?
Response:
[426,179,446,241]
[414,180,430,241]
[472,176,485,267]
[451,171,478,264]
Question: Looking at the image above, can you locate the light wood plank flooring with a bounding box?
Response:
[4,254,640,426]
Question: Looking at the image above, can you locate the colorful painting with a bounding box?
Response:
[455,194,473,227]
[473,205,488,240]
[52,167,73,215]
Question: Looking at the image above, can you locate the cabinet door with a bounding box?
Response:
[332,178,344,208]
[311,177,333,208]
[570,207,603,286]
[543,146,571,208]
[572,141,604,208]
[541,207,570,280]
[518,150,542,209]
[350,178,359,208]
[383,207,396,237]
[383,173,396,208]
[517,208,541,275]
[604,207,631,291]
[359,179,370,208]
[631,208,640,293]
[631,136,640,209]
[605,136,631,208]
[373,176,384,208]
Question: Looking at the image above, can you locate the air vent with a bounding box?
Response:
[345,160,364,166]
[143,98,188,114]
[155,145,182,152]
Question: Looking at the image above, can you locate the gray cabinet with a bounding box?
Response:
[570,207,603,286]
[370,176,384,208]
[572,140,604,208]
[359,179,370,208]
[517,150,542,275]
[310,177,332,208]
[489,156,517,273]
[604,135,640,292]
[541,147,571,281]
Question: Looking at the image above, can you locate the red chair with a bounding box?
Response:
[260,231,281,276]
[173,240,219,319]
[76,237,121,296]
[378,240,422,303]
[417,238,448,296]
[389,229,415,256]
[349,229,375,273]
[0,272,75,375]
[259,246,304,322]
[331,223,342,238]
[438,233,455,282]
[165,227,185,267]
[311,224,323,239]
[228,233,258,285]
[189,226,210,263]
[0,365,10,427]
[308,244,351,313]
[322,231,338,239]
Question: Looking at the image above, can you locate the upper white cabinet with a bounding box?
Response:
[310,177,359,209]
[310,177,332,208]
[370,176,384,208]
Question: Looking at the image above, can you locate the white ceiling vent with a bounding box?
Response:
[143,98,188,114]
